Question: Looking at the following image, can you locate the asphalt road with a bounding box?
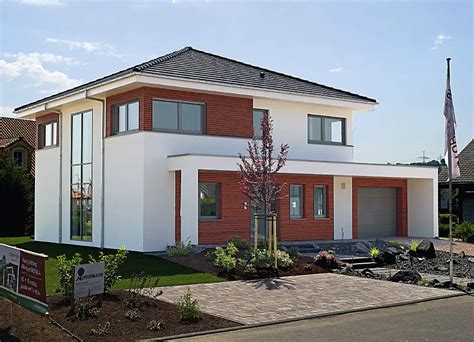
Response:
[175,295,474,342]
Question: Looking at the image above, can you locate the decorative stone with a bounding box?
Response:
[355,242,370,254]
[416,240,436,259]
[468,257,474,263]
[389,270,422,284]
[382,251,397,265]
[435,266,448,272]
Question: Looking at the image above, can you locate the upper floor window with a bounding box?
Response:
[253,109,266,138]
[308,115,345,145]
[199,182,219,219]
[113,101,139,134]
[314,185,327,218]
[290,184,304,219]
[12,148,27,169]
[39,121,57,148]
[153,99,204,134]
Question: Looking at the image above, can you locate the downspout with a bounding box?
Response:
[85,91,106,249]
[58,111,63,244]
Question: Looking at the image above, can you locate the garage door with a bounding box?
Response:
[358,187,397,238]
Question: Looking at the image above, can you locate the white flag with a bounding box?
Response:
[443,62,461,180]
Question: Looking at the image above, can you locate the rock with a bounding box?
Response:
[429,279,440,285]
[399,254,409,261]
[382,251,397,265]
[387,247,400,255]
[468,257,474,263]
[389,270,422,284]
[416,240,436,259]
[355,242,370,254]
[435,266,449,272]
[460,251,466,258]
[467,282,474,290]
[433,281,451,289]
[361,268,375,278]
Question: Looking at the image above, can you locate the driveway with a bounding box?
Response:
[156,273,459,325]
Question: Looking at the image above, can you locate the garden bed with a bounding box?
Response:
[1,291,239,341]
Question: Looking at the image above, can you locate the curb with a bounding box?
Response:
[141,292,467,341]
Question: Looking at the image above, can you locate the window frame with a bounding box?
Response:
[12,148,27,169]
[289,184,304,220]
[39,121,58,148]
[198,182,220,220]
[307,114,346,145]
[252,108,267,139]
[152,98,206,135]
[313,185,328,219]
[112,100,139,135]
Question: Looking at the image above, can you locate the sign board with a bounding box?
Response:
[74,262,105,299]
[0,243,48,316]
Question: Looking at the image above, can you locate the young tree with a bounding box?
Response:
[237,111,289,247]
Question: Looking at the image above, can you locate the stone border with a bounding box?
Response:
[140,292,466,341]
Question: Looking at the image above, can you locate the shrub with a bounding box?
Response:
[213,242,243,272]
[146,320,165,331]
[313,250,339,269]
[126,272,162,309]
[228,236,250,251]
[453,222,474,243]
[178,289,201,322]
[75,296,100,320]
[409,240,421,252]
[166,241,193,257]
[56,253,83,302]
[125,309,142,321]
[439,213,459,225]
[90,322,110,336]
[250,249,273,269]
[439,223,450,237]
[287,246,299,261]
[387,241,401,247]
[276,250,293,268]
[369,247,380,259]
[89,246,129,293]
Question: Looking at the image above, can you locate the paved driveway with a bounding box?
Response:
[155,273,459,325]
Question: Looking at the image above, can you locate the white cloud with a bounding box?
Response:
[432,34,452,49]
[0,106,15,117]
[46,37,121,57]
[4,52,79,65]
[329,66,343,73]
[20,0,64,6]
[0,52,81,93]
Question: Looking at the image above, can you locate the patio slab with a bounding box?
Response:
[153,273,460,325]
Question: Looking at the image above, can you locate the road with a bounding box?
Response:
[174,295,474,342]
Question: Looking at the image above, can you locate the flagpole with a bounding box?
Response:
[446,57,454,284]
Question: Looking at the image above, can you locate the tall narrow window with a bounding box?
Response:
[199,182,219,219]
[290,185,303,219]
[112,101,139,134]
[153,99,204,134]
[308,115,345,145]
[12,148,27,169]
[39,121,57,148]
[314,185,327,218]
[252,109,266,138]
[71,110,93,241]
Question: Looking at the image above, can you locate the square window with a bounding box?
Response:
[308,115,345,145]
[153,100,179,131]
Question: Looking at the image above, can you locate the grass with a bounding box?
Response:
[0,237,224,296]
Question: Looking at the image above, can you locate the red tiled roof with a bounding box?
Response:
[0,117,36,148]
[0,137,20,148]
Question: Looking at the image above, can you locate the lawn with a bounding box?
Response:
[0,237,224,295]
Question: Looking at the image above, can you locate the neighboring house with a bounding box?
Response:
[439,139,474,223]
[14,47,438,252]
[0,117,36,174]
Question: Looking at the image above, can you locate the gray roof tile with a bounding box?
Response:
[439,139,474,184]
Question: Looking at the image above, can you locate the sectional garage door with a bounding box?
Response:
[358,187,397,238]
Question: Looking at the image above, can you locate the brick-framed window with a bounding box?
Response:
[39,121,58,148]
[152,99,205,134]
[199,182,220,220]
[112,100,139,134]
[290,184,304,219]
[314,185,328,218]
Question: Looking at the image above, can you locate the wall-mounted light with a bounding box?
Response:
[341,183,346,190]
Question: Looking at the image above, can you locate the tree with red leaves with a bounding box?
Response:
[238,111,289,246]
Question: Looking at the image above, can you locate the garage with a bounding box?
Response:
[358,187,397,238]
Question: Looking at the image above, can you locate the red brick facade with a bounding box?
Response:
[106,86,253,138]
[36,113,59,149]
[352,177,408,239]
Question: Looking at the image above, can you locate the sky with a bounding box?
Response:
[0,0,472,163]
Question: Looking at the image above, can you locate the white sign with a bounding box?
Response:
[74,262,105,299]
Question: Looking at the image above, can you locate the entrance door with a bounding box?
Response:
[358,187,397,238]
[250,202,278,241]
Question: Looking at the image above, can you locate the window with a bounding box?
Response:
[113,101,139,134]
[71,110,93,241]
[290,185,303,219]
[308,115,345,145]
[253,109,266,138]
[199,182,219,219]
[12,148,27,169]
[39,122,57,148]
[153,100,204,134]
[314,186,327,218]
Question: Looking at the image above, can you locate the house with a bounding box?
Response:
[439,139,474,223]
[0,117,36,174]
[14,47,438,252]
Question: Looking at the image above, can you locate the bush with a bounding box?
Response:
[387,241,401,247]
[166,241,193,257]
[178,289,201,322]
[250,249,273,269]
[409,240,421,252]
[75,296,100,320]
[313,250,339,269]
[213,242,244,272]
[439,213,459,225]
[369,247,380,259]
[276,250,293,268]
[453,222,474,243]
[439,223,450,237]
[125,309,141,321]
[287,246,299,261]
[228,236,250,251]
[89,246,129,293]
[56,253,83,302]
[126,272,162,309]
[90,322,111,336]
[146,320,165,331]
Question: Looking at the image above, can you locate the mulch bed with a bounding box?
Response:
[1,291,239,341]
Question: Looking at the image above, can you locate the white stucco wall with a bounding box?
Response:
[35,147,60,243]
[407,178,438,238]
[333,176,353,239]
